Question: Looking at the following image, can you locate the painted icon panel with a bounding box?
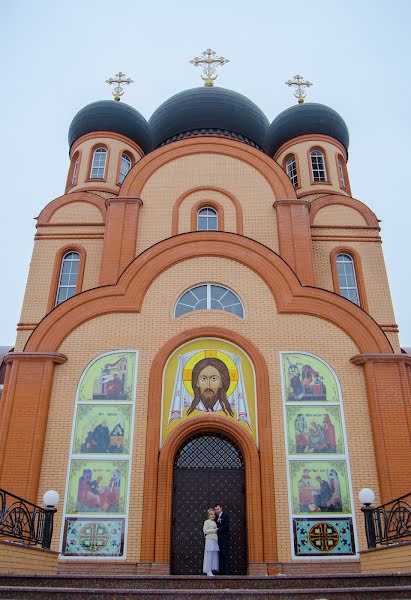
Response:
[289,460,351,515]
[281,352,340,403]
[72,405,132,455]
[66,459,129,515]
[62,517,125,557]
[293,518,355,556]
[162,339,257,446]
[286,405,345,455]
[78,352,137,402]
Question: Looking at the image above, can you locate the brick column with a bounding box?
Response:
[100,197,143,285]
[273,199,315,286]
[351,353,411,501]
[0,352,67,502]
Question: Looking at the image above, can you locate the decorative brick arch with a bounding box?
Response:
[310,194,379,227]
[37,191,106,225]
[120,136,297,199]
[24,232,392,354]
[140,328,277,572]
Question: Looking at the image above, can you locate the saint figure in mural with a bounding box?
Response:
[168,349,252,430]
[187,358,234,416]
[76,468,121,513]
[286,357,327,401]
[93,356,128,400]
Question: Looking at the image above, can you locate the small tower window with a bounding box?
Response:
[56,252,80,306]
[197,207,218,231]
[71,157,79,186]
[119,153,132,183]
[90,147,107,179]
[286,155,299,188]
[175,284,244,318]
[338,157,348,189]
[310,150,327,182]
[336,253,359,304]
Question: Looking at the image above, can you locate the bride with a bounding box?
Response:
[202,508,219,576]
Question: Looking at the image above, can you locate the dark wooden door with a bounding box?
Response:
[171,433,247,575]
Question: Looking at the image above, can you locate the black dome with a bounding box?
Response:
[68,100,152,153]
[265,103,349,157]
[149,87,269,151]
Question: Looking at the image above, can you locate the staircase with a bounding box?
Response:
[0,573,410,599]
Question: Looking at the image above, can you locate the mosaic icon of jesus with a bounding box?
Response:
[187,357,234,417]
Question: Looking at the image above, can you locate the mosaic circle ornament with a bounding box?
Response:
[308,522,340,552]
[182,350,238,397]
[79,522,110,552]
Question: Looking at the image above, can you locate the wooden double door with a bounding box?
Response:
[171,433,247,575]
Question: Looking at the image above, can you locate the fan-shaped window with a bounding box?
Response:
[285,155,299,188]
[310,149,327,182]
[55,252,80,305]
[90,147,107,179]
[197,207,218,231]
[336,253,359,304]
[119,152,132,183]
[175,284,244,318]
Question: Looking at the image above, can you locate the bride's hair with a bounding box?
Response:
[207,508,215,517]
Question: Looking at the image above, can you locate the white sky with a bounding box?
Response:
[0,0,409,347]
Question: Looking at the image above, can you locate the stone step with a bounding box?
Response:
[1,573,411,590]
[0,585,411,599]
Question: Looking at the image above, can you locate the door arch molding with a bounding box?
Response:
[140,327,277,572]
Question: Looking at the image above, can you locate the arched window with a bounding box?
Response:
[119,152,132,183]
[338,159,346,188]
[175,284,244,318]
[55,252,80,305]
[197,207,218,231]
[336,253,359,304]
[90,147,107,179]
[71,157,79,185]
[285,155,299,188]
[310,149,327,182]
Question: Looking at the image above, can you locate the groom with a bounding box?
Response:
[214,503,232,575]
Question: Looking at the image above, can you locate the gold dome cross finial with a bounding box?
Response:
[106,71,134,101]
[190,48,229,87]
[285,74,313,104]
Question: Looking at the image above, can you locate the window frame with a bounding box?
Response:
[66,150,81,191]
[47,246,86,311]
[284,153,300,189]
[117,151,134,184]
[330,247,368,310]
[87,145,109,182]
[174,283,244,319]
[336,154,351,194]
[196,206,219,231]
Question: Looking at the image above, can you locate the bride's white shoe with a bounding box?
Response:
[207,572,215,577]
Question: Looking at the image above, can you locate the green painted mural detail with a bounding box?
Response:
[289,460,351,515]
[78,352,136,402]
[72,405,132,455]
[286,405,345,455]
[282,353,340,403]
[66,459,129,515]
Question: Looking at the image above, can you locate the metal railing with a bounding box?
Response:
[362,491,411,549]
[0,488,56,549]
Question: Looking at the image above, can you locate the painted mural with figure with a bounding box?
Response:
[161,338,258,446]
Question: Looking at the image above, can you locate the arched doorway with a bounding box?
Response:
[171,433,247,575]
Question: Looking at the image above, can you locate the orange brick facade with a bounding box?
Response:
[1,113,410,575]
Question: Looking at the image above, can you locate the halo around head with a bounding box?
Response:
[182,350,238,397]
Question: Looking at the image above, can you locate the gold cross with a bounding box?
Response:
[106,71,134,101]
[190,49,229,87]
[285,74,313,104]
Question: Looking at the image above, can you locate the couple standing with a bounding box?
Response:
[202,503,231,576]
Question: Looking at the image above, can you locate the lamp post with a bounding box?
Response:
[359,488,376,549]
[42,490,59,550]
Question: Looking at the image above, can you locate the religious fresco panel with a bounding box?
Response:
[62,517,125,557]
[78,351,137,403]
[293,518,356,557]
[66,459,129,515]
[281,352,340,403]
[285,405,345,456]
[161,338,258,446]
[72,405,132,455]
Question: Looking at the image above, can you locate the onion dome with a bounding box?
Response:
[68,100,152,153]
[265,103,349,157]
[149,87,269,151]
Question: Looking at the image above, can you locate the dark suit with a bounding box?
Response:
[216,511,231,575]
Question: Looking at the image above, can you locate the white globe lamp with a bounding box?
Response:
[43,490,60,508]
[358,488,375,506]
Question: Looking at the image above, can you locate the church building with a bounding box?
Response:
[0,56,410,576]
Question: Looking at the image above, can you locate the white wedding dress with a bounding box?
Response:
[202,519,219,574]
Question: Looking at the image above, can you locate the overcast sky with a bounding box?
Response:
[1,0,409,347]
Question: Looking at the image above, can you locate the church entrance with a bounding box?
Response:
[171,433,247,575]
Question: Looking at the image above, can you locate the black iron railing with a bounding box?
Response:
[0,488,56,549]
[362,492,411,549]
